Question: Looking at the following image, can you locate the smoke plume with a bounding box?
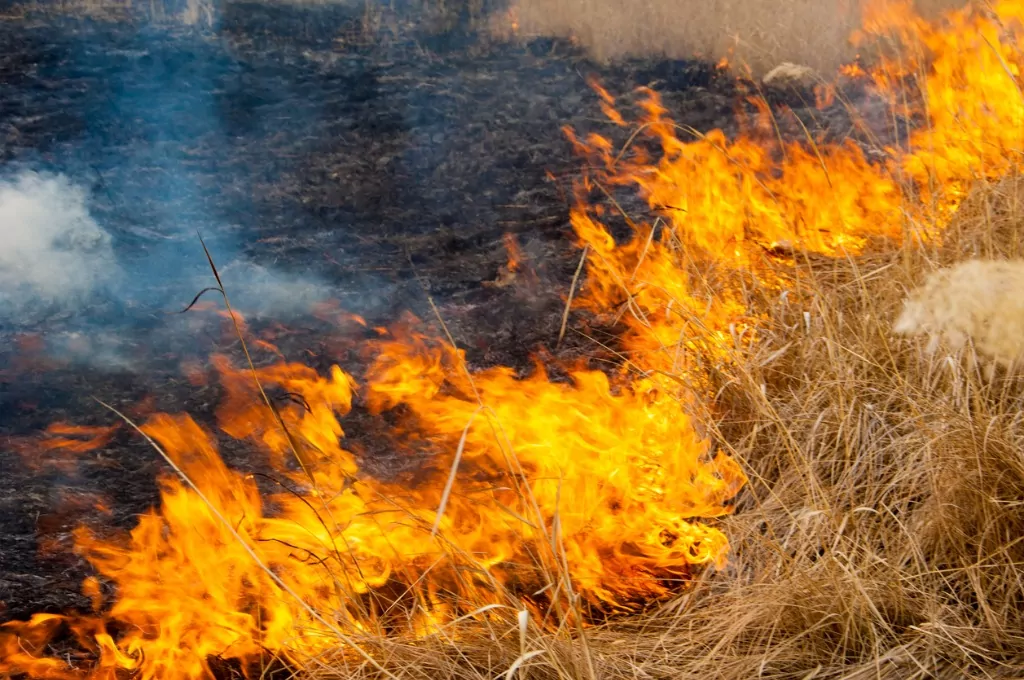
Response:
[0,172,119,319]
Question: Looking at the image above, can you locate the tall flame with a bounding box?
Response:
[566,0,1024,388]
[4,1,1024,678]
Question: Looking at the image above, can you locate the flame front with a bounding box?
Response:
[567,0,1024,389]
[4,1,1024,678]
[0,334,745,679]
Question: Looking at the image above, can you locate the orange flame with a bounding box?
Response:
[488,233,540,289]
[11,423,122,473]
[503,232,524,273]
[39,423,121,453]
[564,0,1024,391]
[0,334,744,678]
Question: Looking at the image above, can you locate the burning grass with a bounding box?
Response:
[4,0,1024,678]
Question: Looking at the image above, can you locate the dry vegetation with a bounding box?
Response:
[679,181,1024,678]
[508,0,964,76]
[289,176,1024,680]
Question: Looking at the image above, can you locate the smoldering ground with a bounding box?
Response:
[0,19,391,370]
[0,0,952,634]
[0,9,630,376]
[0,164,356,369]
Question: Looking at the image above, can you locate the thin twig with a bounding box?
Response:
[558,245,590,349]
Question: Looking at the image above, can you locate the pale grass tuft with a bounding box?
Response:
[761,61,818,88]
[894,258,1024,370]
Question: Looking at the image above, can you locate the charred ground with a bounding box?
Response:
[0,4,865,624]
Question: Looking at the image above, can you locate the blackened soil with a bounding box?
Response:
[0,6,866,623]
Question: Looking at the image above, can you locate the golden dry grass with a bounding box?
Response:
[288,183,1024,680]
[506,0,964,76]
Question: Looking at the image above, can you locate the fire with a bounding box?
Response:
[0,332,744,678]
[10,423,122,473]
[4,1,1024,678]
[503,232,524,273]
[364,323,745,597]
[850,0,1024,215]
[39,423,121,453]
[565,0,1024,390]
[489,233,543,290]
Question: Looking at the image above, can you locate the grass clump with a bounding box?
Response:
[894,257,1024,373]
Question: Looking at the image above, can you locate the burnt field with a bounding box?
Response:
[0,3,845,623]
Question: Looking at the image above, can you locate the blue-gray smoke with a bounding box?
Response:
[0,24,358,366]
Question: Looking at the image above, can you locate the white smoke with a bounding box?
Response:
[0,172,118,317]
[218,261,335,318]
[0,171,342,324]
[0,170,360,375]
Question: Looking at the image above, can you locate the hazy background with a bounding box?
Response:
[508,0,963,75]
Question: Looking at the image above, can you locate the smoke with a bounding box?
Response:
[216,261,335,318]
[0,14,432,378]
[0,172,120,319]
[0,23,363,370]
[0,168,337,317]
[0,167,344,371]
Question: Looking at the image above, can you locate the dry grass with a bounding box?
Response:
[216,176,1018,680]
[290,177,1024,680]
[506,0,964,76]
[672,192,1024,677]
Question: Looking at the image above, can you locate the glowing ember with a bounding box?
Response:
[39,423,121,454]
[3,1,1024,678]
